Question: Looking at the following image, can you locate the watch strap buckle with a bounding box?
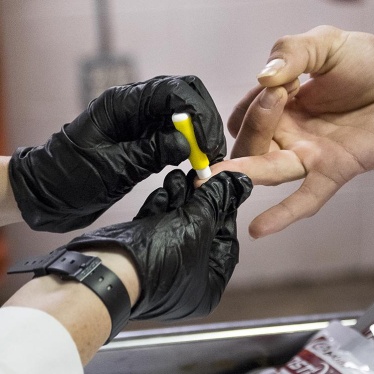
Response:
[7,247,101,280]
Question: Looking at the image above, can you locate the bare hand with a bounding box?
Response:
[207,26,374,238]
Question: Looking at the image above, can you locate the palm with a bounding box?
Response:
[271,99,374,185]
[242,95,374,234]
[223,79,374,236]
[267,29,374,188]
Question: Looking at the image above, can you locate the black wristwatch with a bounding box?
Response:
[8,247,131,343]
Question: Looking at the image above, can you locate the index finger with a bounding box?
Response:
[231,86,288,158]
[227,85,263,139]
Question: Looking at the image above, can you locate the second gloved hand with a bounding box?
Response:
[67,170,252,321]
[9,75,225,233]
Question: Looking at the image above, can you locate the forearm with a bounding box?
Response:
[0,156,23,226]
[3,247,140,366]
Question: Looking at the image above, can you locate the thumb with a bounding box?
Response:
[151,129,190,169]
[119,129,190,181]
[256,25,345,87]
[133,188,169,220]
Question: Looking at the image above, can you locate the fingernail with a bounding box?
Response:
[259,88,282,109]
[249,234,256,242]
[257,59,286,78]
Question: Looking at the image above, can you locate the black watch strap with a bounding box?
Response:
[8,247,131,343]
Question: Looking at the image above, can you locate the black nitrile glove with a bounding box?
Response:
[67,170,252,321]
[9,75,225,233]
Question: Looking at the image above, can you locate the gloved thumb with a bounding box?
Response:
[134,169,189,220]
[118,130,190,184]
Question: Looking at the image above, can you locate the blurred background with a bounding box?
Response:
[1,0,374,329]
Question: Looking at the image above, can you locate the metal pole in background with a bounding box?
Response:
[81,0,136,107]
[95,0,111,56]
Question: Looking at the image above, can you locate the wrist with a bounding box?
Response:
[4,247,141,364]
[81,248,140,307]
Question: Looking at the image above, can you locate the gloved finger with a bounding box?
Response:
[248,170,341,238]
[117,129,190,188]
[185,168,198,197]
[257,25,345,87]
[149,76,226,163]
[134,188,169,220]
[135,169,189,219]
[178,75,225,161]
[162,169,188,211]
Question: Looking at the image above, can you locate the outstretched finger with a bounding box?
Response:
[195,151,306,188]
[227,85,263,139]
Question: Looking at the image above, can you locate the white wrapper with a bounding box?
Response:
[248,321,374,374]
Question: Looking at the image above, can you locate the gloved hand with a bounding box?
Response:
[67,169,252,321]
[9,75,225,233]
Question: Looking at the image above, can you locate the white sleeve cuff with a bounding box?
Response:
[0,306,83,374]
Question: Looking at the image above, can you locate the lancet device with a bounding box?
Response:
[172,113,212,180]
